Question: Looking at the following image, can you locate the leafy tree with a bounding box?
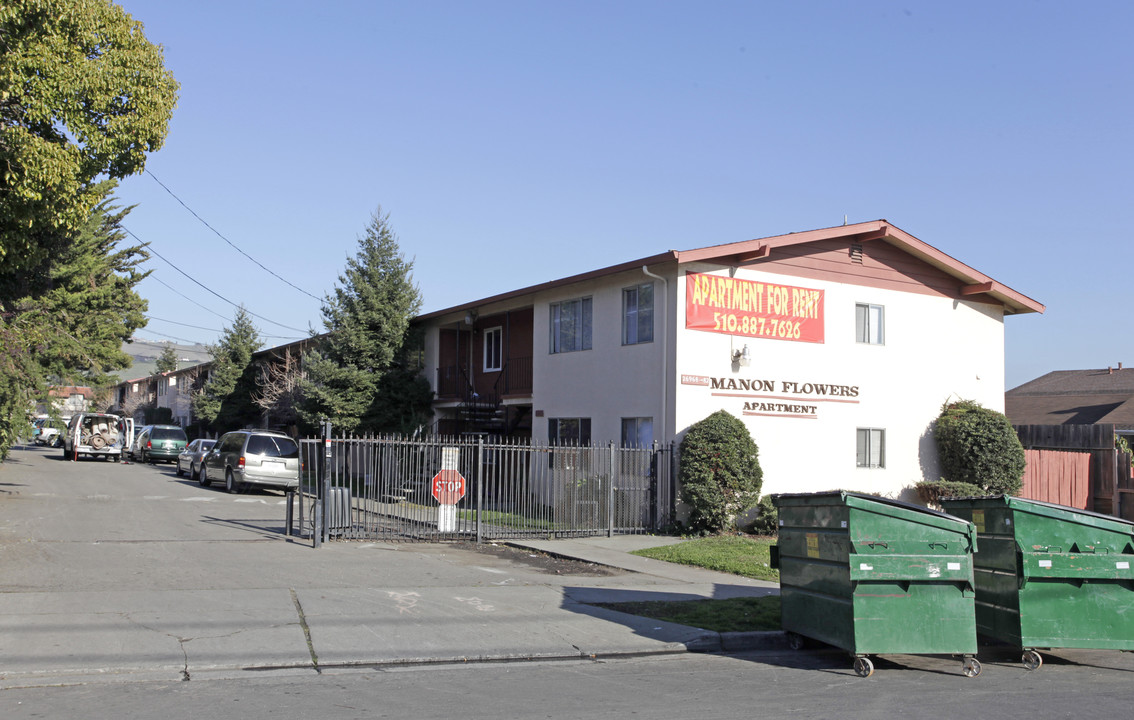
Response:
[0,0,178,270]
[0,0,176,459]
[155,343,178,373]
[192,307,263,432]
[298,209,424,434]
[932,399,1025,496]
[679,410,763,534]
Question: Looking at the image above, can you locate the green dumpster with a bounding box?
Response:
[771,491,981,677]
[940,495,1134,670]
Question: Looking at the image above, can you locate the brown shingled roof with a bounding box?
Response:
[1006,367,1134,430]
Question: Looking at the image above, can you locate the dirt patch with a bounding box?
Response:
[453,541,622,577]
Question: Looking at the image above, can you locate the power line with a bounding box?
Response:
[143,314,302,342]
[124,226,310,334]
[145,170,322,301]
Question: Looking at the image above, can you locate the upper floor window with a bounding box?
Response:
[622,283,654,345]
[550,297,592,354]
[856,428,885,468]
[483,326,502,372]
[856,303,884,345]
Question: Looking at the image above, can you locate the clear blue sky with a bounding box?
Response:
[113,0,1133,389]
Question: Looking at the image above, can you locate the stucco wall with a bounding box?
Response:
[673,266,1006,502]
[532,269,669,446]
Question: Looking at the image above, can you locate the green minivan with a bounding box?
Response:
[138,424,188,464]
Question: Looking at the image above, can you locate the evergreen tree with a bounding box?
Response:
[0,189,149,458]
[193,308,263,432]
[155,343,179,373]
[299,209,423,434]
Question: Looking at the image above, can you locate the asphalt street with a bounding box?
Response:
[4,441,1134,719]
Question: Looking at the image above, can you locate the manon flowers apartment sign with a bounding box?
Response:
[681,374,860,420]
[686,272,824,343]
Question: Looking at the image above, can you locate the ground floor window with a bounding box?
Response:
[856,428,885,468]
[549,417,592,470]
[549,417,591,445]
[621,417,654,448]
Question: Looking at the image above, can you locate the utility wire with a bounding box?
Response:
[143,314,301,341]
[125,226,310,334]
[146,170,322,301]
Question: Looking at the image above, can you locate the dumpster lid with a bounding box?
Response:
[942,494,1134,529]
[773,490,970,525]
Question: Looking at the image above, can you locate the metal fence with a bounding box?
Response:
[288,431,676,545]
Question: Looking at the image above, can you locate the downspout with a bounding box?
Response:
[642,266,668,443]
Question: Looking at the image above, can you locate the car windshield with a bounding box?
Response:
[151,427,187,441]
[245,435,298,458]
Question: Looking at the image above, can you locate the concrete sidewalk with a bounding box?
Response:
[0,535,781,688]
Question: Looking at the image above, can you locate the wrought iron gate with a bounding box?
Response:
[288,432,676,545]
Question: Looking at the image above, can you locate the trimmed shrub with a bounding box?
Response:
[935,400,1025,496]
[915,480,985,506]
[747,496,779,536]
[679,410,763,534]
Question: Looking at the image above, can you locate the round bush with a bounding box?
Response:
[935,400,1025,495]
[679,410,763,533]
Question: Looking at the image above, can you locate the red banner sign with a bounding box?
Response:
[686,273,824,343]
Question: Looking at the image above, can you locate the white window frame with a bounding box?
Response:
[856,303,885,345]
[856,428,885,468]
[483,326,502,372]
[622,283,654,346]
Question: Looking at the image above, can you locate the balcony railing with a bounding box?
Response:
[436,356,533,400]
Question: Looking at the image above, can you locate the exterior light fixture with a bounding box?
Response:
[732,344,752,366]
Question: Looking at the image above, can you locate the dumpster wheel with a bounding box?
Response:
[853,656,874,678]
[962,656,982,678]
[1022,650,1043,671]
[785,632,805,651]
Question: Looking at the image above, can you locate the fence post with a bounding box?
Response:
[316,419,332,547]
[476,435,485,544]
[649,441,659,531]
[608,442,616,537]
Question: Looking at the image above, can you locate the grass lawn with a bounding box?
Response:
[631,535,779,582]
[594,535,782,633]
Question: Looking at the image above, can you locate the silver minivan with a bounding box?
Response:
[200,429,299,493]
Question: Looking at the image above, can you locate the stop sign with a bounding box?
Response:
[431,468,466,505]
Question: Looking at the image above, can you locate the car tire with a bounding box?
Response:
[198,465,210,487]
[176,462,184,477]
[226,469,239,494]
[62,446,69,460]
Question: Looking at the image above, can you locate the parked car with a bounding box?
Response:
[137,425,188,464]
[64,412,132,461]
[177,438,216,480]
[34,418,65,447]
[128,425,152,461]
[200,429,299,493]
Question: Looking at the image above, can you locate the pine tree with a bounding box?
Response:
[299,209,424,434]
[193,308,263,432]
[0,189,149,458]
[155,344,179,374]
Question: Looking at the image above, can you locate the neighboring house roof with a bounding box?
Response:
[48,386,94,398]
[415,219,1044,321]
[1006,367,1134,430]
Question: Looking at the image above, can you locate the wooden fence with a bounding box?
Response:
[1014,424,1134,520]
